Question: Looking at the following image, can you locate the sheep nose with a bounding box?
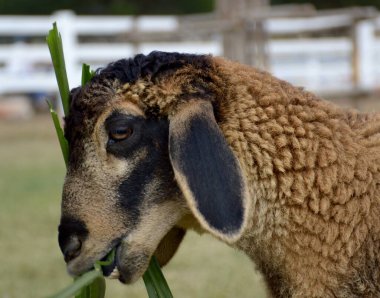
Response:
[58,217,89,263]
[62,236,82,263]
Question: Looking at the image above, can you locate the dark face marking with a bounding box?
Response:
[105,112,177,226]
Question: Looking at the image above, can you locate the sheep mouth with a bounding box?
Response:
[94,238,151,284]
[99,244,121,279]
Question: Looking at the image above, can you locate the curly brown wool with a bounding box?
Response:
[117,56,380,297]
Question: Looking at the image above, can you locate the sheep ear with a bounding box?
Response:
[169,100,248,242]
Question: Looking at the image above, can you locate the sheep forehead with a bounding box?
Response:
[66,79,152,136]
[65,78,142,153]
[66,54,216,139]
[66,79,120,123]
[63,86,112,163]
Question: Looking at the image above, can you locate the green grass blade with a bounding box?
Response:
[88,277,106,298]
[150,257,172,294]
[143,272,159,298]
[47,101,68,166]
[82,64,95,86]
[46,22,70,116]
[48,270,103,298]
[95,248,115,267]
[143,257,173,298]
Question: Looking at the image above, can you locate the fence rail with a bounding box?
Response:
[1,9,380,97]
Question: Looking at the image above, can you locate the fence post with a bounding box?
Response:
[216,0,269,68]
[246,0,270,70]
[352,19,375,91]
[216,0,247,64]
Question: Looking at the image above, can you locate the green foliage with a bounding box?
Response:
[143,258,173,298]
[46,23,70,116]
[49,271,105,298]
[47,101,69,166]
[82,64,95,87]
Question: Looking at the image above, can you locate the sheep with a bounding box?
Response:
[58,51,380,297]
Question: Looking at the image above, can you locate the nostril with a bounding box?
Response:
[58,217,88,263]
[63,236,82,263]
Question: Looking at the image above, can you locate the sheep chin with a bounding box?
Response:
[115,241,150,284]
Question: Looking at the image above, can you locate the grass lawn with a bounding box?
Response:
[0,115,266,298]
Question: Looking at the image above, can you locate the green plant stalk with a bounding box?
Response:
[82,64,95,87]
[47,101,68,167]
[48,270,104,298]
[142,274,159,298]
[143,257,173,298]
[46,22,70,116]
[47,22,174,298]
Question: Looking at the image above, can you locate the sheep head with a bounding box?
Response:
[58,52,249,283]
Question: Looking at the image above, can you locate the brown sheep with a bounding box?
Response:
[58,51,380,297]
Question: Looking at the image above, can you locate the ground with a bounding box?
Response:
[0,115,266,298]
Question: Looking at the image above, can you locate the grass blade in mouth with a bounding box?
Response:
[143,273,160,298]
[143,257,173,298]
[48,270,104,298]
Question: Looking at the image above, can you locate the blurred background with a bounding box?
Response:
[1,0,380,297]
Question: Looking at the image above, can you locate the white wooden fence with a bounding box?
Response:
[0,10,380,97]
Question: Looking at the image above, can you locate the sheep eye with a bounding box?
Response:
[109,127,133,141]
